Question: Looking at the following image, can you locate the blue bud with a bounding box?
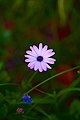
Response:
[22,94,33,104]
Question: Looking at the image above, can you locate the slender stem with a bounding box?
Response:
[0,83,17,86]
[36,89,54,98]
[26,65,80,94]
[57,88,80,98]
[35,107,51,119]
[17,72,38,102]
[58,0,66,23]
[58,76,80,104]
[27,96,49,114]
[28,71,38,85]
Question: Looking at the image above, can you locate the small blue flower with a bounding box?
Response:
[22,94,33,104]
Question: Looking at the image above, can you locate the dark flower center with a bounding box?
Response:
[37,56,43,62]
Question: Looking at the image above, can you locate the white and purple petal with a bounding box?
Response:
[38,62,43,72]
[28,61,36,68]
[44,49,55,58]
[46,63,52,69]
[24,55,36,62]
[38,43,43,55]
[34,62,39,71]
[30,46,38,56]
[44,58,56,64]
[41,45,48,56]
[33,45,39,55]
[34,62,43,72]
[41,61,47,71]
[26,50,37,57]
[25,59,34,62]
[29,63,35,69]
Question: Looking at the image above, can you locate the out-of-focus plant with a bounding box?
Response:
[0,0,80,120]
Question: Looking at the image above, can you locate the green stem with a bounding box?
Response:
[27,96,49,114]
[36,89,54,98]
[57,88,80,98]
[58,76,80,104]
[0,83,17,86]
[26,65,80,94]
[17,72,38,102]
[28,71,38,85]
[58,0,66,23]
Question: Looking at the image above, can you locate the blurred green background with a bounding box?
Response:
[0,0,80,120]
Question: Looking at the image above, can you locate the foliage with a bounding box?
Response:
[0,0,80,120]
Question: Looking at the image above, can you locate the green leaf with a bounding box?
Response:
[0,104,8,118]
[58,0,66,24]
[0,93,4,103]
[35,107,51,119]
[0,62,4,70]
[0,71,10,83]
[33,97,55,104]
[70,100,80,118]
[64,0,73,13]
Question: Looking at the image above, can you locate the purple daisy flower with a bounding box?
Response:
[22,94,32,104]
[25,43,56,72]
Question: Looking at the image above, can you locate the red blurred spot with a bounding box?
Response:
[46,20,53,30]
[37,33,44,40]
[56,65,75,86]
[4,20,14,30]
[58,23,71,40]
[4,46,15,60]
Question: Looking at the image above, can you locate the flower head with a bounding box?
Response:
[25,43,56,72]
[22,94,32,104]
[16,108,24,113]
